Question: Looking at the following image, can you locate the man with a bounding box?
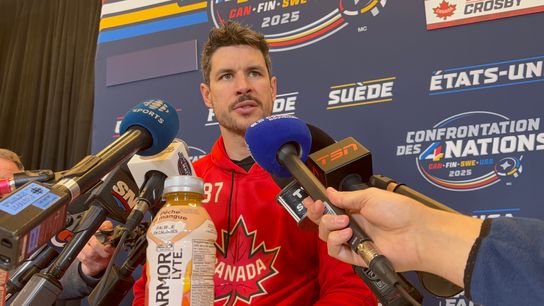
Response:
[0,148,114,301]
[132,22,376,305]
[304,186,544,305]
[0,149,22,180]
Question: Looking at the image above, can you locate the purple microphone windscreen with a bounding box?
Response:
[245,115,311,177]
[119,99,179,156]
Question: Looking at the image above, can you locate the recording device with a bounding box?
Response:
[246,115,421,306]
[9,161,143,305]
[0,99,179,270]
[5,211,84,300]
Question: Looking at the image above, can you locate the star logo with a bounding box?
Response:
[214,217,280,305]
[499,160,511,170]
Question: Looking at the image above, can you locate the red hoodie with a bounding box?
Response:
[133,137,376,305]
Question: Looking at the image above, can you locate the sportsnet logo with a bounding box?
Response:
[205,91,298,126]
[396,111,544,191]
[209,0,388,52]
[113,106,181,138]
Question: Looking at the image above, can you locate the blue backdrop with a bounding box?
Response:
[92,1,544,305]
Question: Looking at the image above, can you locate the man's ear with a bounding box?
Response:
[200,83,213,108]
[270,76,277,101]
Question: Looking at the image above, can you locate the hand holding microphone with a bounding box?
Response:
[245,115,421,306]
[308,186,483,290]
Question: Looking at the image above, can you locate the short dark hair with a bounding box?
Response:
[0,148,24,170]
[201,21,272,85]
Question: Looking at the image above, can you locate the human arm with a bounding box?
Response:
[58,221,115,299]
[304,187,482,287]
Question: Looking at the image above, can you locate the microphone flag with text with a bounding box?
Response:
[0,99,179,270]
[306,136,462,298]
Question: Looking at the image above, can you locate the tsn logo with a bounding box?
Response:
[205,92,298,126]
[314,143,359,166]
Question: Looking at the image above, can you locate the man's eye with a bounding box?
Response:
[220,74,232,80]
[249,71,262,78]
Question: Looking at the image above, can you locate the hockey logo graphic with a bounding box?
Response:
[396,111,544,191]
[209,0,388,52]
[215,217,280,305]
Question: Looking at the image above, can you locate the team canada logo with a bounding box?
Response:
[433,0,456,19]
[214,217,280,305]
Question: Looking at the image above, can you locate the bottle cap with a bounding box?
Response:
[164,175,204,194]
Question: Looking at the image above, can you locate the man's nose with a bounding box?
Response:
[235,76,252,95]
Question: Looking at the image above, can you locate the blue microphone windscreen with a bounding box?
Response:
[119,99,179,156]
[246,115,311,177]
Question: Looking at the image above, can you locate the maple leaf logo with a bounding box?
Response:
[214,217,280,306]
[433,0,456,20]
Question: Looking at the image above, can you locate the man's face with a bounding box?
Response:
[0,158,20,179]
[200,45,277,135]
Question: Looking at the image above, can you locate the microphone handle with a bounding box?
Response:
[47,205,108,280]
[276,144,415,303]
[9,204,108,306]
[276,179,422,305]
[124,171,166,233]
[353,266,423,306]
[369,175,459,214]
[5,245,59,297]
[88,230,148,306]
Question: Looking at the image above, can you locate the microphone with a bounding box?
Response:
[88,141,191,306]
[0,170,56,197]
[307,137,462,298]
[264,119,423,305]
[246,115,420,306]
[127,138,194,188]
[88,163,172,306]
[9,161,143,306]
[275,124,337,227]
[0,99,179,270]
[124,138,193,233]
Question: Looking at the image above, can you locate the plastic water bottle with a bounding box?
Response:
[146,175,217,305]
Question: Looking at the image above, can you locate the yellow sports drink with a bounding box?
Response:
[146,175,217,305]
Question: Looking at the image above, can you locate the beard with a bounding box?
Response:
[215,94,271,136]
